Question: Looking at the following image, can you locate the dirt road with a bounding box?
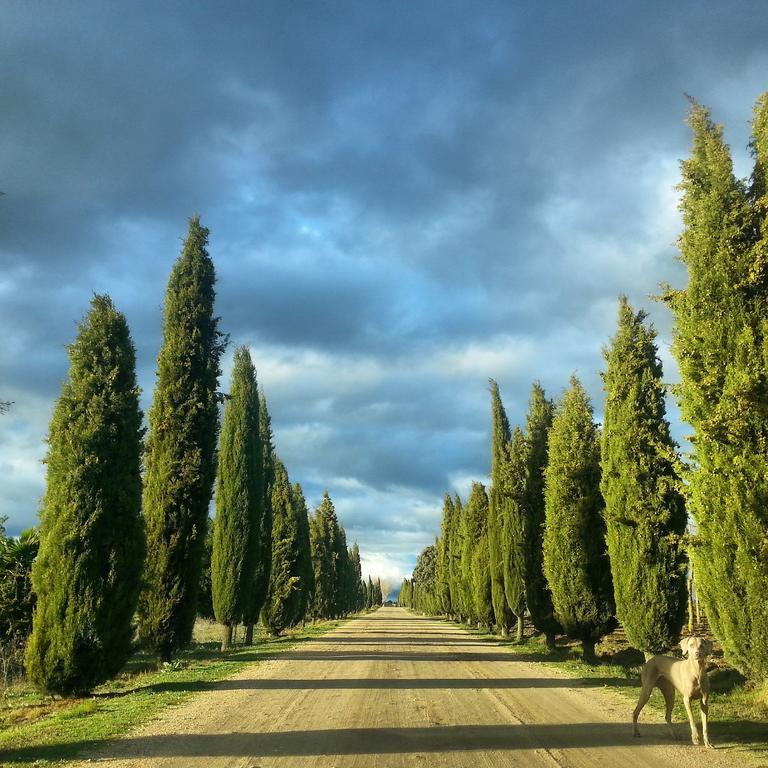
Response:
[74,607,744,767]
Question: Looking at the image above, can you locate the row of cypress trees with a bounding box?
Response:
[402,94,768,682]
[22,217,376,695]
[400,300,688,663]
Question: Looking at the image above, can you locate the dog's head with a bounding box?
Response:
[680,636,713,661]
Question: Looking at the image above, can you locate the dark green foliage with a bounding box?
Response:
[0,528,39,674]
[309,492,341,619]
[374,577,383,606]
[503,427,528,640]
[347,543,365,613]
[262,460,302,634]
[365,575,374,609]
[211,347,262,644]
[522,383,560,647]
[243,393,274,636]
[291,483,315,622]
[26,296,145,693]
[601,297,688,654]
[543,376,615,660]
[664,97,768,678]
[461,482,492,626]
[138,217,225,660]
[398,578,413,607]
[196,527,215,620]
[487,382,514,634]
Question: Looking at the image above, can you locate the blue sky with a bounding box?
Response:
[1,1,767,594]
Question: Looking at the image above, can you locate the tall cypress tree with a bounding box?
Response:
[543,376,615,662]
[26,296,144,694]
[211,347,261,650]
[366,575,374,609]
[375,577,383,606]
[262,459,301,634]
[487,381,514,636]
[138,217,225,660]
[243,392,274,644]
[602,297,688,654]
[522,383,560,649]
[503,427,528,642]
[291,482,315,623]
[664,98,768,678]
[349,543,364,612]
[461,482,491,627]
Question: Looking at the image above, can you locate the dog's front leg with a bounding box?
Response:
[682,695,700,745]
[701,692,713,748]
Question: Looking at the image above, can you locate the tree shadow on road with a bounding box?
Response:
[4,721,762,764]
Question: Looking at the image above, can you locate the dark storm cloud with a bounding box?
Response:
[2,1,768,577]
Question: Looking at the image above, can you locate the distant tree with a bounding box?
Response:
[138,217,225,660]
[522,383,560,649]
[543,376,615,662]
[243,392,274,644]
[502,427,528,642]
[291,482,315,623]
[375,577,383,606]
[487,381,514,637]
[663,97,768,679]
[212,347,262,650]
[26,296,145,693]
[348,543,365,613]
[602,297,688,654]
[366,575,374,609]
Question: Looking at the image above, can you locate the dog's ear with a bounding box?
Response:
[680,637,691,657]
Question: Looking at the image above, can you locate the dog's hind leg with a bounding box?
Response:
[657,678,677,740]
[633,681,653,737]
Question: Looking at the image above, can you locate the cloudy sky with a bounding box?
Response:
[2,1,766,594]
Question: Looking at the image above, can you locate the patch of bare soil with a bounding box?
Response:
[67,608,752,768]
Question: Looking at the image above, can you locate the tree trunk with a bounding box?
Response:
[500,625,508,638]
[545,631,556,651]
[581,639,597,664]
[221,623,233,651]
[515,615,524,643]
[244,623,255,646]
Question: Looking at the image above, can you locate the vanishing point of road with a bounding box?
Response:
[72,607,742,768]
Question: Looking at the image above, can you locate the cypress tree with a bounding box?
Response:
[543,376,615,662]
[334,525,351,617]
[375,577,383,606]
[366,575,374,609]
[664,97,768,678]
[461,482,492,627]
[211,347,261,650]
[601,297,688,654]
[522,383,560,650]
[503,427,528,642]
[26,296,144,694]
[291,482,315,623]
[243,392,274,644]
[138,217,225,660]
[487,381,514,636]
[310,492,340,619]
[262,460,301,634]
[349,543,364,612]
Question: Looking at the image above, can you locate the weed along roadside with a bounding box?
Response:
[416,612,768,765]
[0,617,352,766]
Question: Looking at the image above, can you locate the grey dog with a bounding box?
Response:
[632,636,714,748]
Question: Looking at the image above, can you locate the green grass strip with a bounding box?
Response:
[0,618,348,766]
